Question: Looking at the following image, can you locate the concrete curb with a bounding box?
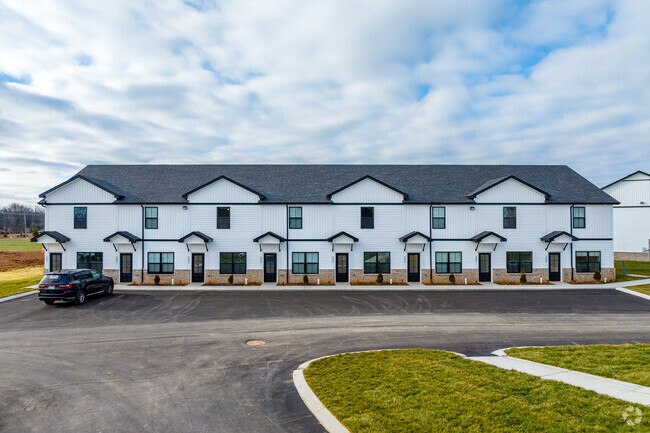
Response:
[0,290,38,303]
[616,287,650,301]
[473,347,650,406]
[293,356,350,433]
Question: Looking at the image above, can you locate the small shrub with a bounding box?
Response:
[449,273,456,285]
[32,227,39,237]
[153,275,160,285]
[303,274,309,285]
[520,270,527,284]
[376,273,384,285]
[593,270,602,282]
[228,274,234,285]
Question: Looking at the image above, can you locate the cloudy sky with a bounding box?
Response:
[0,0,648,206]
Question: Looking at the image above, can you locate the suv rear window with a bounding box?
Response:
[40,274,69,285]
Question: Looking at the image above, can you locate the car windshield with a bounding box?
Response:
[40,274,69,285]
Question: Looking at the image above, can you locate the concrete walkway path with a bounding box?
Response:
[469,352,650,406]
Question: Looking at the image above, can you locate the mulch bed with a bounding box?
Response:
[0,252,43,272]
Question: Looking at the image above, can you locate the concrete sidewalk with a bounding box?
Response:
[114,278,650,292]
[469,352,650,406]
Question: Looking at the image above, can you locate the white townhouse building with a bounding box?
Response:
[602,170,650,261]
[32,165,617,285]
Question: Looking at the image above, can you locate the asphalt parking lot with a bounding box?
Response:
[0,289,648,432]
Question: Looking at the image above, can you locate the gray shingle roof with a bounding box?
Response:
[44,165,618,204]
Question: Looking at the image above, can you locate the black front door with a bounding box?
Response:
[407,253,420,282]
[336,253,349,282]
[192,253,205,283]
[264,253,277,283]
[479,253,491,282]
[549,253,561,281]
[50,253,62,272]
[120,253,132,283]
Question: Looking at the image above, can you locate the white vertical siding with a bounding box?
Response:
[144,205,189,239]
[187,178,260,203]
[612,207,650,252]
[473,179,546,203]
[288,205,334,239]
[330,178,404,203]
[46,178,115,203]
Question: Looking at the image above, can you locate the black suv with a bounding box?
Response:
[38,269,114,305]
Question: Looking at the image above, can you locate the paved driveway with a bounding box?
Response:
[0,289,648,433]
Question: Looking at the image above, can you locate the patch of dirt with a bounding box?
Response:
[0,252,44,272]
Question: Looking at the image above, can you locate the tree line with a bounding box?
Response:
[0,203,45,234]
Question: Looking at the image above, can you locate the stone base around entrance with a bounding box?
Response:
[132,270,191,285]
[102,269,119,283]
[563,268,616,283]
[277,269,335,285]
[493,268,549,284]
[350,269,407,284]
[205,270,262,285]
[421,269,479,285]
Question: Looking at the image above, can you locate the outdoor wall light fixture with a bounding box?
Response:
[470,206,475,210]
[183,205,188,210]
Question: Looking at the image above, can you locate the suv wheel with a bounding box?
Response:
[74,290,86,305]
[43,300,55,305]
[104,283,114,296]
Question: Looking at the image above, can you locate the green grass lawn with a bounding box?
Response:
[0,266,43,298]
[629,284,650,296]
[615,260,650,282]
[304,349,643,433]
[506,344,650,387]
[0,237,41,252]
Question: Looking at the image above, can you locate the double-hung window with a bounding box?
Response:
[503,207,516,229]
[148,252,174,274]
[432,207,445,229]
[506,252,532,273]
[572,207,585,229]
[364,252,390,274]
[292,252,319,274]
[145,207,158,229]
[77,252,103,273]
[220,252,246,274]
[576,251,600,273]
[217,207,230,229]
[74,207,87,229]
[361,207,374,229]
[289,207,302,229]
[435,252,462,274]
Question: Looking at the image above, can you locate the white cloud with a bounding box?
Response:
[0,0,648,205]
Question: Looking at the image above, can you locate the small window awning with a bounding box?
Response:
[104,231,141,243]
[326,231,359,251]
[470,231,506,251]
[253,231,286,243]
[399,231,432,251]
[253,231,285,252]
[541,231,578,250]
[31,231,70,251]
[178,231,213,243]
[179,231,213,251]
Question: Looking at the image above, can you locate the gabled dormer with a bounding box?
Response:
[39,175,123,204]
[467,175,550,204]
[182,176,265,203]
[327,175,408,203]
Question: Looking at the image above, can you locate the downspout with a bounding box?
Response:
[570,205,574,282]
[429,205,433,283]
[141,205,145,283]
[285,204,289,284]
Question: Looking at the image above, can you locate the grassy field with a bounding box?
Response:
[506,344,650,387]
[615,260,650,282]
[0,266,43,298]
[0,237,41,252]
[629,284,650,296]
[304,349,641,433]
